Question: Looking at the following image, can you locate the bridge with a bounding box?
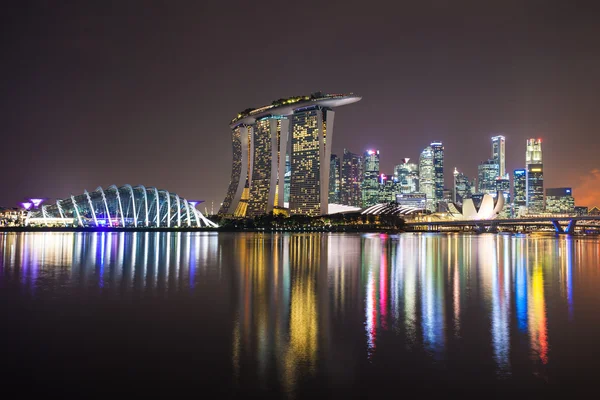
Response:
[405,216,600,234]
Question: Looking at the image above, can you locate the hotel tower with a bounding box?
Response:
[219,92,361,217]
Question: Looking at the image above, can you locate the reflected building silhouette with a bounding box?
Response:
[491,235,511,375]
[0,232,221,294]
[528,259,548,365]
[514,237,529,333]
[362,234,381,359]
[230,233,328,394]
[420,235,446,357]
[2,231,595,389]
[401,236,419,347]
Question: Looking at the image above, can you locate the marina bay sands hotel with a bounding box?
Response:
[219,92,361,217]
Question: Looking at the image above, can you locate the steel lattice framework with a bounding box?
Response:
[26,185,218,228]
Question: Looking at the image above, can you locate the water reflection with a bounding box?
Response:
[0,232,220,294]
[1,231,599,389]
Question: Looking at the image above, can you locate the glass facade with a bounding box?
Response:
[431,142,444,204]
[525,138,544,214]
[419,146,435,211]
[247,118,274,216]
[545,188,575,214]
[340,149,362,207]
[394,159,419,194]
[221,93,360,217]
[329,154,341,204]
[289,108,333,216]
[453,168,473,205]
[26,185,216,228]
[526,138,543,165]
[526,164,544,213]
[477,159,499,196]
[396,193,427,209]
[495,178,511,218]
[513,169,526,207]
[220,126,245,214]
[361,149,380,207]
[377,174,398,203]
[513,169,527,217]
[491,135,506,178]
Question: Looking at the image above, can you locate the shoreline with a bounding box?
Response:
[0,226,593,235]
[0,226,405,234]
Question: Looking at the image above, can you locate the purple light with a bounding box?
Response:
[30,198,44,207]
[187,200,204,208]
[367,149,375,155]
[21,202,32,210]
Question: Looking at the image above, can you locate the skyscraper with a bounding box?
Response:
[491,135,506,178]
[378,173,398,203]
[453,168,473,204]
[221,125,253,217]
[477,159,499,196]
[220,93,361,217]
[526,164,544,213]
[495,177,511,217]
[247,117,289,217]
[431,142,444,205]
[394,158,419,194]
[545,188,575,214]
[340,149,362,207]
[513,168,527,216]
[289,108,333,216]
[525,138,544,213]
[526,138,543,165]
[361,149,380,207]
[419,145,435,211]
[329,154,341,204]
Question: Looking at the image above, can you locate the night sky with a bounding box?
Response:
[2,1,600,210]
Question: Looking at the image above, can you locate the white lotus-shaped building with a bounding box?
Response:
[447,192,505,220]
[25,185,217,228]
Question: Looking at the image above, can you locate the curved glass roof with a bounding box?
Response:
[26,185,217,228]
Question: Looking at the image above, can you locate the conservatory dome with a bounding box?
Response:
[25,185,217,228]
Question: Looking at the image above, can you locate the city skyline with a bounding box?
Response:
[1,2,600,209]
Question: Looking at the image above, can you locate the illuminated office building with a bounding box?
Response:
[329,154,341,204]
[284,154,291,204]
[394,158,419,194]
[431,142,444,204]
[527,164,544,213]
[491,135,506,178]
[477,159,499,196]
[361,149,380,207]
[453,168,473,204]
[220,93,361,217]
[395,193,427,209]
[513,169,527,216]
[378,173,398,203]
[340,149,362,207]
[545,188,575,214]
[526,138,543,165]
[495,178,511,217]
[574,206,588,216]
[419,145,435,211]
[525,138,544,213]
